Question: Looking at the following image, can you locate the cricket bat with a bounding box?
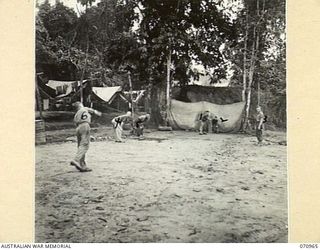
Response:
[95,110,102,116]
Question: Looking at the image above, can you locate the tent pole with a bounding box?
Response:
[80,81,83,103]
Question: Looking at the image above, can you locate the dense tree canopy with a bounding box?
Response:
[229,0,286,126]
[136,0,237,85]
[36,0,238,84]
[36,0,286,127]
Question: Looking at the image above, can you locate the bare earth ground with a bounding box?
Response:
[35,129,287,243]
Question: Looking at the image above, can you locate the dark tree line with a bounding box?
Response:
[36,0,286,127]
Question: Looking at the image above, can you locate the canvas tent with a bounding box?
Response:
[168,85,245,133]
[91,86,129,112]
[46,80,75,96]
[92,86,124,104]
[46,80,88,99]
[36,79,90,111]
[168,100,245,133]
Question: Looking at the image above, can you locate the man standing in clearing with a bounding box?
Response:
[212,115,219,133]
[199,110,210,135]
[70,101,102,172]
[256,106,265,145]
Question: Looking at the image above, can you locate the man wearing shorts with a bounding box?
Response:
[212,115,219,133]
[134,114,151,139]
[256,106,265,145]
[199,111,210,135]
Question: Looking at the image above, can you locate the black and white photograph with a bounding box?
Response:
[35,0,287,243]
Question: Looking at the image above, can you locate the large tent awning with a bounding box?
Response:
[168,99,246,133]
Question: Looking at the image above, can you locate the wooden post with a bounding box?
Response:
[257,81,260,106]
[80,35,89,103]
[80,80,83,103]
[35,74,43,120]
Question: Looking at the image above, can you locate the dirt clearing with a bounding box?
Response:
[35,130,287,243]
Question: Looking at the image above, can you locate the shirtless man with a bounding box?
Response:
[256,106,265,145]
[134,114,151,139]
[199,111,210,135]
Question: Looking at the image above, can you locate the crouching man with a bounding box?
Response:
[134,114,151,139]
[111,111,132,142]
[70,101,102,172]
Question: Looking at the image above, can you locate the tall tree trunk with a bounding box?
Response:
[255,9,262,108]
[242,11,249,102]
[146,77,152,115]
[146,73,161,126]
[166,46,172,117]
[243,0,262,131]
[146,47,153,118]
[150,85,162,126]
[79,5,89,104]
[35,75,43,120]
[128,71,134,118]
[79,36,89,104]
[243,26,257,130]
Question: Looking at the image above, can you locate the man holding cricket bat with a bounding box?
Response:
[70,101,102,172]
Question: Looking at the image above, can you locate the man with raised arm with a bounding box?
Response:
[70,101,102,172]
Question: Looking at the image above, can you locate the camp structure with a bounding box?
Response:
[168,85,245,133]
[91,86,129,112]
[36,76,130,112]
[46,80,78,99]
[36,77,90,111]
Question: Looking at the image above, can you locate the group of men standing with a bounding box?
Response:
[198,111,225,135]
[198,107,266,145]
